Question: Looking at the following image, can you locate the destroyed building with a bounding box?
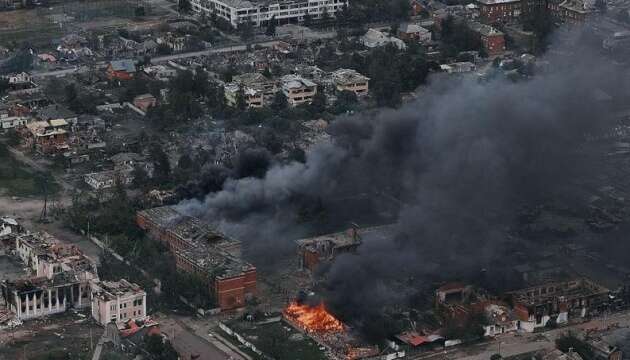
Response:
[296,225,364,272]
[2,233,98,321]
[509,273,610,332]
[136,206,254,310]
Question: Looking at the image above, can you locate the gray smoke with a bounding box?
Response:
[177,26,624,340]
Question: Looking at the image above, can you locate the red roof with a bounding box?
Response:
[396,332,428,347]
[437,282,466,293]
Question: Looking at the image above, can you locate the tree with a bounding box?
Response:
[270,92,288,113]
[239,20,255,42]
[0,78,9,95]
[555,333,593,359]
[178,0,191,13]
[235,86,248,111]
[309,88,327,115]
[5,128,20,146]
[303,12,312,27]
[150,144,171,183]
[132,165,150,189]
[333,90,358,114]
[134,6,145,17]
[266,16,277,36]
[368,46,402,108]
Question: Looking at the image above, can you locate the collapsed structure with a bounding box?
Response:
[509,274,610,332]
[0,229,146,327]
[136,206,256,310]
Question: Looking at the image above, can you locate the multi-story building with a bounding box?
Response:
[509,275,610,332]
[2,233,97,321]
[174,244,256,310]
[233,72,278,98]
[91,279,146,327]
[280,75,317,106]
[330,69,370,96]
[224,83,265,108]
[469,21,506,56]
[190,0,349,28]
[477,0,522,23]
[1,271,93,321]
[137,206,252,311]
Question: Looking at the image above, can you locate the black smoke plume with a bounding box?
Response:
[178,28,624,341]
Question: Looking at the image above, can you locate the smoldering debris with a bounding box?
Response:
[177,29,625,340]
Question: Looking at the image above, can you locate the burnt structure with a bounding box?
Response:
[137,206,255,310]
[295,226,363,272]
[509,274,610,332]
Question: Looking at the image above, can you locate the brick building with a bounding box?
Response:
[137,206,253,311]
[469,22,506,56]
[477,0,522,23]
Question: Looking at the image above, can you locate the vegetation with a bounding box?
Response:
[555,332,594,359]
[440,16,483,58]
[145,334,179,360]
[0,143,59,197]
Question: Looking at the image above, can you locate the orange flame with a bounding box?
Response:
[284,301,345,333]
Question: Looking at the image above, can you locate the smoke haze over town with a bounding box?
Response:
[176,27,623,339]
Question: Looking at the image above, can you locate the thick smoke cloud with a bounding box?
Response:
[177,28,623,340]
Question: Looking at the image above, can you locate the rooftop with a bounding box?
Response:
[281,74,317,90]
[92,279,145,301]
[331,69,370,86]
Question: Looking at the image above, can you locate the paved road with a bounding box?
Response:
[409,310,630,360]
[156,315,247,360]
[31,40,281,78]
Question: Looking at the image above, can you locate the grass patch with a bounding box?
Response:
[223,320,328,360]
[0,147,59,197]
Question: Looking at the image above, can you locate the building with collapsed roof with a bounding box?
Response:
[296,226,365,272]
[91,279,146,327]
[22,120,69,154]
[1,271,93,321]
[330,69,370,96]
[509,275,610,332]
[137,206,253,310]
[224,83,264,108]
[281,75,318,106]
[2,233,98,321]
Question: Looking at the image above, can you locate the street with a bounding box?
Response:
[409,310,630,360]
[155,314,250,360]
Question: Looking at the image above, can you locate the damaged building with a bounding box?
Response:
[136,206,254,310]
[509,274,610,332]
[2,233,98,320]
[91,279,147,327]
[296,226,363,272]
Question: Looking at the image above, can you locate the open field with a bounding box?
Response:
[222,319,328,360]
[0,0,166,46]
[0,311,102,360]
[0,147,59,198]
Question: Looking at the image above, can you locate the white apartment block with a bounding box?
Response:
[91,279,147,327]
[190,0,349,28]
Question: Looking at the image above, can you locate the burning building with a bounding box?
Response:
[137,206,255,311]
[282,294,383,360]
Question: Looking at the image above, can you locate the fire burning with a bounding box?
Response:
[284,301,345,333]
